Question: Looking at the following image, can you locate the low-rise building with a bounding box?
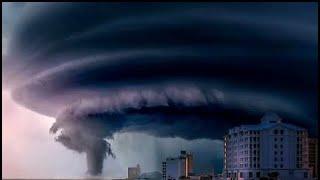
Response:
[189,174,213,180]
[128,164,141,180]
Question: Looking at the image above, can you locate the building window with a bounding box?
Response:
[274,144,278,148]
[280,164,283,168]
[274,129,278,134]
[280,151,283,155]
[256,172,260,178]
[280,130,284,134]
[280,138,283,141]
[274,138,277,141]
[249,172,253,178]
[274,164,277,168]
[240,172,243,178]
[274,157,277,161]
[304,172,308,178]
[274,151,277,155]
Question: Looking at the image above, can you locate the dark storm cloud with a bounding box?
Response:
[3,2,317,175]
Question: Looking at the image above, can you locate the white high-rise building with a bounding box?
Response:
[223,113,311,180]
[308,138,318,179]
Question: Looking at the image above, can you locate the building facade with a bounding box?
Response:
[223,113,311,180]
[308,138,318,178]
[128,164,141,180]
[162,151,193,180]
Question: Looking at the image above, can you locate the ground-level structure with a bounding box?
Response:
[223,112,311,180]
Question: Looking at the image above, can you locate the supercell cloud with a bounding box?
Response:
[2,2,317,175]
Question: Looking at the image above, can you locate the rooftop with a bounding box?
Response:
[228,112,305,133]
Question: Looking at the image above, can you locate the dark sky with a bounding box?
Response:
[2,2,318,176]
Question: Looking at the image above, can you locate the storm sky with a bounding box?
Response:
[2,2,318,178]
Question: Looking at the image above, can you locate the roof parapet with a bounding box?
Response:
[261,112,282,124]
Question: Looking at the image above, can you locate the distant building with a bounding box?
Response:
[137,171,162,180]
[189,174,212,180]
[162,162,167,180]
[223,112,311,180]
[162,151,193,180]
[128,164,141,180]
[213,173,224,180]
[308,138,318,178]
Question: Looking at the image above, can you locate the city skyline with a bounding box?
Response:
[144,113,317,180]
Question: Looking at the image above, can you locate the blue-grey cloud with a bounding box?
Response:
[3,2,317,176]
